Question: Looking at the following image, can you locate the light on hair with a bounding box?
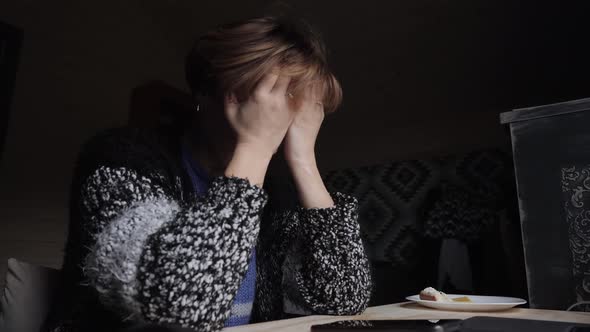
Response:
[186,16,342,113]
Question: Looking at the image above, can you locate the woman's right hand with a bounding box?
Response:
[223,73,294,186]
[224,73,294,157]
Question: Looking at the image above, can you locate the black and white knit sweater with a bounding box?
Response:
[51,127,371,332]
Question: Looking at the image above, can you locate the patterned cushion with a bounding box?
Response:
[323,149,517,265]
[322,148,527,304]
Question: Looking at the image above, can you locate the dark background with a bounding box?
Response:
[0,22,22,169]
[0,0,589,288]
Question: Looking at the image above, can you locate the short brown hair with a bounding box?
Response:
[185,16,342,113]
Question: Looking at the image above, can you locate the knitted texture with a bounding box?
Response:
[52,128,372,332]
[181,142,256,326]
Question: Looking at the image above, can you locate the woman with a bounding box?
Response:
[52,16,371,332]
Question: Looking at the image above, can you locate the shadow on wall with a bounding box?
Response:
[128,80,193,130]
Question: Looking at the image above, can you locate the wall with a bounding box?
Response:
[0,0,191,282]
[0,0,274,285]
[0,0,588,285]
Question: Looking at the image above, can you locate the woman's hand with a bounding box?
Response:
[283,84,334,208]
[225,73,295,157]
[224,73,294,186]
[283,84,325,167]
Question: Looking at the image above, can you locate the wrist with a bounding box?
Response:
[225,143,273,187]
[289,161,335,209]
[288,155,322,187]
[234,142,275,162]
[286,150,317,170]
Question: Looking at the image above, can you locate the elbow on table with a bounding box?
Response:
[315,277,373,316]
[340,286,372,316]
[343,265,373,315]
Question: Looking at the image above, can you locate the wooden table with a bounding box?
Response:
[224,302,590,332]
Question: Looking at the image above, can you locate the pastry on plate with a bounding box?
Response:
[419,287,472,302]
[419,287,452,302]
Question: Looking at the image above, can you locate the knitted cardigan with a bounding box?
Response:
[181,142,257,327]
[50,127,372,332]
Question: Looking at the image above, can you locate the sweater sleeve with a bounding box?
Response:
[74,130,267,332]
[280,192,372,316]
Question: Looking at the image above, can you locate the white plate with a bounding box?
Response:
[406,294,527,312]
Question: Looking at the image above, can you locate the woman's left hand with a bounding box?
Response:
[283,85,325,167]
[283,84,334,208]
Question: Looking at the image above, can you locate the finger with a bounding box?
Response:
[224,93,239,119]
[307,83,324,110]
[298,83,315,109]
[255,73,280,94]
[309,81,323,101]
[271,75,292,96]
